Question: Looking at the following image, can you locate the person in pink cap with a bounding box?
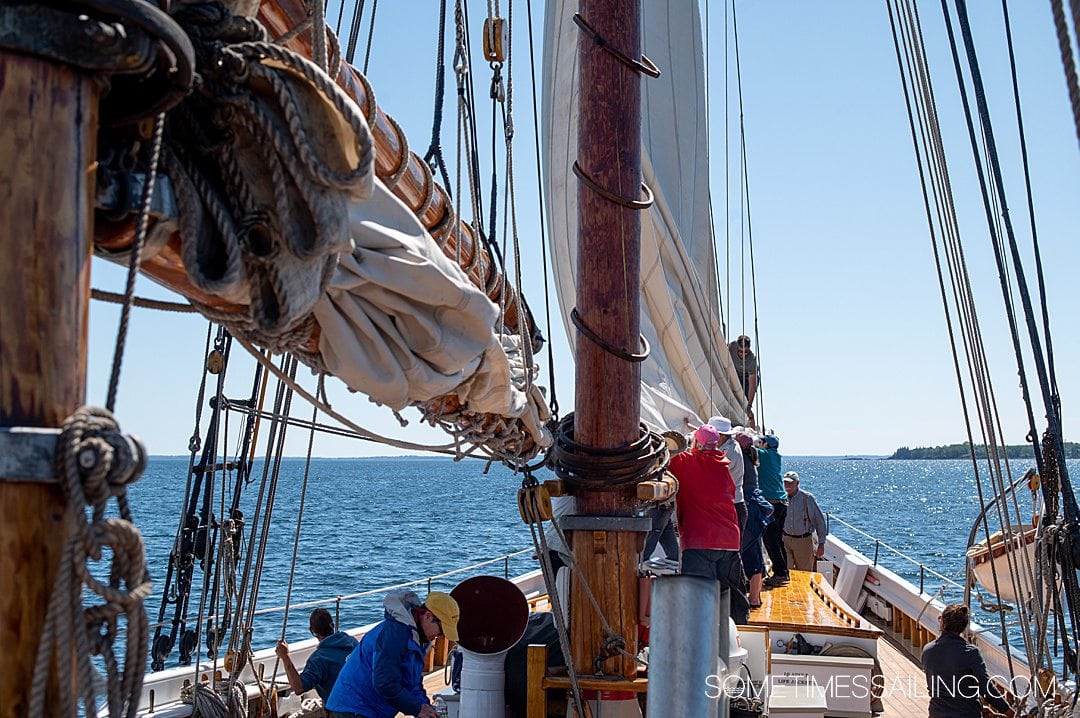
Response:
[666,424,749,624]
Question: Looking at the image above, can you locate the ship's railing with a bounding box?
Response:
[826,512,964,593]
[137,547,534,636]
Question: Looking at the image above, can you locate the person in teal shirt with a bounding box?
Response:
[756,434,789,586]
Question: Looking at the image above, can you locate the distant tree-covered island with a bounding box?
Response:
[889,442,1080,460]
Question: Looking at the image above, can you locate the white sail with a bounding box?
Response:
[543,0,747,432]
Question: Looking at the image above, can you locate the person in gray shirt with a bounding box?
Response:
[781,472,827,572]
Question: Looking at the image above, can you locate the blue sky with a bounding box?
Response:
[86,1,1080,458]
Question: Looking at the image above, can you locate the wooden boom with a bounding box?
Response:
[95,5,534,353]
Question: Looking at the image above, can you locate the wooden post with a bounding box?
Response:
[526,644,549,718]
[0,52,95,716]
[571,0,643,680]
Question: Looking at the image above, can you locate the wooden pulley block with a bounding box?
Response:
[483,17,506,63]
[206,348,225,374]
[517,483,553,524]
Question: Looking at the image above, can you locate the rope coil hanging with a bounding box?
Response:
[550,413,669,490]
[30,407,150,718]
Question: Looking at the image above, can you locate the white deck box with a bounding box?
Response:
[770,653,875,718]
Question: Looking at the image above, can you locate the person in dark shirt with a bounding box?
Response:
[275,608,359,702]
[922,603,1012,718]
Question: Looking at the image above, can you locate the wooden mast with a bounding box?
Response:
[0,54,95,715]
[571,0,644,679]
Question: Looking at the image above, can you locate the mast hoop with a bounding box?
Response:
[570,307,650,363]
[573,161,654,211]
[571,13,661,79]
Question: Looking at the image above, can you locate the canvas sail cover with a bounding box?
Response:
[542,0,747,432]
[315,181,551,450]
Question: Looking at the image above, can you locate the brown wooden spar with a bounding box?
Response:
[0,54,93,717]
[570,0,645,680]
[96,5,534,352]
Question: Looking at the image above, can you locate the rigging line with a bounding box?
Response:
[943,0,1064,486]
[999,0,1059,401]
[220,401,496,460]
[886,0,1018,669]
[152,321,216,670]
[361,0,378,74]
[333,0,346,36]
[105,112,164,413]
[907,0,1042,662]
[723,0,731,323]
[344,0,365,65]
[946,9,1080,657]
[206,405,233,678]
[232,335,468,453]
[221,355,291,673]
[1049,0,1080,150]
[732,0,763,427]
[424,0,454,194]
[192,343,250,688]
[525,0,559,416]
[272,377,321,684]
[232,357,298,707]
[91,288,197,313]
[905,0,1046,670]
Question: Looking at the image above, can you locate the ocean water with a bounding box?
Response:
[127,455,1072,671]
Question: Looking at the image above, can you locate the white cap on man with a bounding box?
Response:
[707,415,733,435]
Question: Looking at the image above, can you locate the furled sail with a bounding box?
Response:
[543,0,747,432]
[93,0,551,458]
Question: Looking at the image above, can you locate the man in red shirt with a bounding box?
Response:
[668,424,749,625]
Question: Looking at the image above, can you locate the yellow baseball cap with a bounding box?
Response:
[425,591,460,642]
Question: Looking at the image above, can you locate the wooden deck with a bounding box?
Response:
[876,634,929,717]
[404,577,930,717]
[749,570,882,639]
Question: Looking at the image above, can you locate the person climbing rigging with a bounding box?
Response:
[728,335,759,427]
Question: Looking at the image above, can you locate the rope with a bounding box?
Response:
[105,112,165,413]
[519,478,585,716]
[423,0,453,193]
[30,407,150,718]
[524,0,559,418]
[731,1,765,430]
[272,379,321,681]
[551,413,669,489]
[232,336,468,454]
[1050,0,1080,151]
[92,288,198,313]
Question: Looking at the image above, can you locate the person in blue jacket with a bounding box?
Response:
[276,608,359,702]
[326,590,460,718]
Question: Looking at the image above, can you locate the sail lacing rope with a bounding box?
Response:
[30,408,150,718]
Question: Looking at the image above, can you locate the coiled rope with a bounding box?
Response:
[30,407,150,718]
